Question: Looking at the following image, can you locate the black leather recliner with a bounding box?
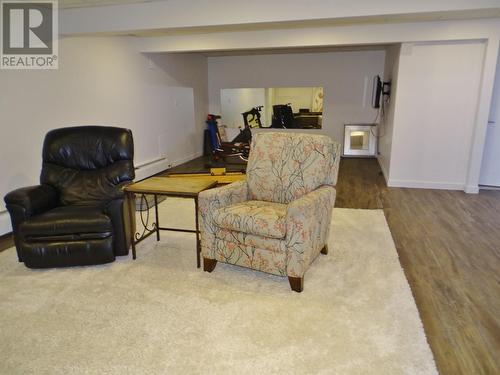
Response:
[4,126,135,268]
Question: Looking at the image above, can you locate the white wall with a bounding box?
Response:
[220,88,266,128]
[147,52,208,166]
[479,43,500,187]
[272,87,315,112]
[0,36,208,235]
[377,44,401,181]
[387,41,486,190]
[208,50,385,148]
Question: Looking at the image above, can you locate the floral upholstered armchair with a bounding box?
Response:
[198,132,341,292]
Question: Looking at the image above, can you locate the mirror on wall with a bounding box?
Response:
[220,87,324,130]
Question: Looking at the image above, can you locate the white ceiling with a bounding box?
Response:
[200,44,393,57]
[59,0,167,9]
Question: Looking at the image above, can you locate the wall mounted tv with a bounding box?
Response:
[372,75,391,109]
[372,75,382,109]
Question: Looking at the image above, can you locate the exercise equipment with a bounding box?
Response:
[242,105,264,129]
[206,114,250,163]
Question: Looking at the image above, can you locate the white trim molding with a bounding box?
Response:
[134,151,203,181]
[388,179,468,191]
[465,185,480,194]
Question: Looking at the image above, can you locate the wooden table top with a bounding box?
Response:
[125,176,217,196]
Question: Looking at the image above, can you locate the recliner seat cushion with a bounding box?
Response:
[213,200,287,239]
[20,206,112,240]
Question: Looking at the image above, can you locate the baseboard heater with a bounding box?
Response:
[134,157,169,181]
[135,157,167,169]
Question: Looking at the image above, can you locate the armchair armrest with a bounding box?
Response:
[4,184,58,217]
[285,185,336,278]
[198,180,248,258]
[198,180,248,211]
[4,184,58,262]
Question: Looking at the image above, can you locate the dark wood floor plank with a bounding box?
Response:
[376,180,500,375]
[335,158,385,209]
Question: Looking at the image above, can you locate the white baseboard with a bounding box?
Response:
[134,151,203,181]
[170,151,203,169]
[0,211,11,236]
[388,179,467,191]
[376,157,390,184]
[464,185,480,194]
[135,158,170,181]
[479,185,500,191]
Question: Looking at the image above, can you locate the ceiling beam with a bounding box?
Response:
[135,18,500,54]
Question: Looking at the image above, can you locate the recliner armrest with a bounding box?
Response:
[4,184,58,217]
[285,185,336,277]
[198,180,248,211]
[102,198,131,256]
[198,180,248,259]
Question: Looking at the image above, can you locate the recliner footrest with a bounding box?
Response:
[21,238,115,269]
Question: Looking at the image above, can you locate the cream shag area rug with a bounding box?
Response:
[0,198,437,375]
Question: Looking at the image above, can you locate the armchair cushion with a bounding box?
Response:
[20,206,112,241]
[246,132,340,204]
[213,200,287,239]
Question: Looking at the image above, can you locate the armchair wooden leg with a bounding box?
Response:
[203,258,217,272]
[288,276,304,293]
[321,245,328,255]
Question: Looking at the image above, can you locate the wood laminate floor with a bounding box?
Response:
[336,158,500,375]
[1,157,499,374]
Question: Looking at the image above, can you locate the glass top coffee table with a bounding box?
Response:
[124,176,218,268]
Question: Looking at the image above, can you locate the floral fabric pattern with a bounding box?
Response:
[213,200,287,239]
[246,132,340,204]
[198,181,248,260]
[198,132,341,280]
[215,228,284,253]
[213,239,287,276]
[284,185,335,277]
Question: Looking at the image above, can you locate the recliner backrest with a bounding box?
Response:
[40,126,135,206]
[246,132,340,204]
